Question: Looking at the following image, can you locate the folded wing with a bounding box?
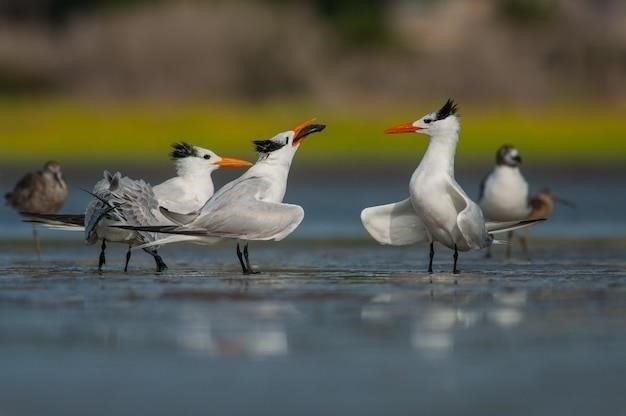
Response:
[163,176,304,241]
[446,178,491,250]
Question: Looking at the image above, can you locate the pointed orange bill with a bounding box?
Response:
[384,122,420,134]
[292,118,326,144]
[216,157,253,168]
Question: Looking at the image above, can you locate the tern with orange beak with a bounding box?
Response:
[361,100,544,274]
[121,120,326,274]
[24,143,252,272]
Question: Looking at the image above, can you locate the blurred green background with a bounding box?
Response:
[0,0,624,166]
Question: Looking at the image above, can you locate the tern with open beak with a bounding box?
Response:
[120,120,326,274]
[24,143,251,272]
[361,99,545,274]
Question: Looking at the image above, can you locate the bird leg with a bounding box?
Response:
[153,254,168,273]
[243,243,259,274]
[428,242,434,274]
[506,230,514,259]
[142,248,167,272]
[452,245,460,274]
[124,245,132,272]
[98,239,107,272]
[519,232,530,260]
[236,243,248,274]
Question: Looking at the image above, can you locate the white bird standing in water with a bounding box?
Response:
[119,120,326,274]
[5,160,68,257]
[361,100,544,274]
[24,143,251,272]
[478,145,573,258]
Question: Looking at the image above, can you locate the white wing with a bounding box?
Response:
[361,198,429,245]
[446,178,491,250]
[177,176,304,241]
[152,177,200,213]
[133,234,221,250]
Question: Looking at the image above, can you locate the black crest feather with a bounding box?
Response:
[253,139,286,154]
[171,142,198,159]
[435,99,458,120]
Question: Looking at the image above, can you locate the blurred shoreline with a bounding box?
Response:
[1,98,625,165]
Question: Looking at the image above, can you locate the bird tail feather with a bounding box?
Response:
[486,218,546,234]
[21,212,86,231]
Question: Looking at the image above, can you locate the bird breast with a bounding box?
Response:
[480,167,530,221]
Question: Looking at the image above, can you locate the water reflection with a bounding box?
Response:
[174,301,291,357]
[360,289,529,359]
[410,331,454,359]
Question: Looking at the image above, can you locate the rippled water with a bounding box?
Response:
[1,165,625,415]
[1,239,626,416]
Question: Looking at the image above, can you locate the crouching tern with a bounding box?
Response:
[361,99,545,274]
[118,120,326,274]
[23,143,251,272]
[478,145,574,258]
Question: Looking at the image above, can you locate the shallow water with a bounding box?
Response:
[1,239,626,416]
[1,165,625,415]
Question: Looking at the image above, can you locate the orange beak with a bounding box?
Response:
[216,157,252,168]
[292,118,326,144]
[384,122,420,134]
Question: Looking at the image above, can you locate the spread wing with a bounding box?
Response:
[84,177,117,242]
[178,176,304,241]
[446,177,491,250]
[360,198,429,245]
[84,173,166,244]
[115,177,162,225]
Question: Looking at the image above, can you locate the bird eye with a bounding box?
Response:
[424,118,432,124]
[203,154,210,160]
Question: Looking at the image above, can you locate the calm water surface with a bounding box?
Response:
[0,165,625,415]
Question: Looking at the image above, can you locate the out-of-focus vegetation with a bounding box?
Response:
[0,0,624,165]
[1,99,624,165]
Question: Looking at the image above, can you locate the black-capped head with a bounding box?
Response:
[435,98,458,121]
[385,99,459,137]
[253,119,326,155]
[496,145,522,167]
[253,139,287,154]
[170,142,199,159]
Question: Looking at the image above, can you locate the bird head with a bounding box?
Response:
[496,145,522,167]
[170,142,251,175]
[253,119,326,160]
[43,160,62,175]
[43,160,64,185]
[384,99,460,137]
